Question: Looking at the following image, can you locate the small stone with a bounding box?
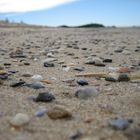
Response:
[26,82,45,89]
[9,113,30,127]
[24,62,30,65]
[35,108,48,117]
[118,73,130,82]
[47,105,72,119]
[75,87,99,99]
[105,76,117,82]
[10,80,25,87]
[35,92,55,102]
[73,67,84,72]
[44,62,55,67]
[0,70,8,75]
[81,47,87,50]
[31,74,43,81]
[21,73,32,77]
[103,59,112,63]
[4,63,11,66]
[109,118,130,130]
[114,48,123,53]
[69,130,83,140]
[0,75,8,80]
[77,79,89,86]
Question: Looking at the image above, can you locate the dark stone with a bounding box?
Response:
[10,55,27,58]
[35,92,55,102]
[103,59,112,63]
[8,70,18,74]
[118,73,130,82]
[81,47,87,50]
[77,79,89,86]
[3,63,11,66]
[73,67,84,72]
[105,76,117,82]
[44,62,55,67]
[0,75,8,80]
[24,62,30,65]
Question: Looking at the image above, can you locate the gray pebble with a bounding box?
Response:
[109,118,130,130]
[75,87,99,99]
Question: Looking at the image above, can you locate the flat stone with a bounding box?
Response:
[9,113,30,127]
[47,105,72,119]
[75,87,99,99]
[10,80,25,87]
[77,79,89,86]
[0,75,8,80]
[44,62,55,67]
[118,73,130,82]
[114,48,123,53]
[35,92,55,102]
[73,67,84,72]
[105,76,117,82]
[26,82,45,89]
[31,74,43,81]
[109,118,130,130]
[103,59,112,63]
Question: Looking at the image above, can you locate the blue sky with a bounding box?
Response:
[0,0,140,26]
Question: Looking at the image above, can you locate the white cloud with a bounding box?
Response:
[0,0,78,13]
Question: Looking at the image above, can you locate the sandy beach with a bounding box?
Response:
[0,27,140,140]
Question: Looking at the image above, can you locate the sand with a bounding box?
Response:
[0,27,140,140]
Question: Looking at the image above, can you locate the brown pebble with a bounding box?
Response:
[47,105,72,119]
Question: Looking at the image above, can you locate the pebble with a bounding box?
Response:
[73,67,84,72]
[10,80,25,87]
[47,105,72,119]
[44,62,55,67]
[105,76,117,82]
[31,74,43,81]
[118,73,130,82]
[77,79,89,86]
[103,58,112,63]
[35,92,55,102]
[0,75,8,80]
[35,108,48,117]
[69,130,83,140]
[114,48,123,53]
[108,118,130,130]
[75,87,99,99]
[26,82,45,89]
[9,113,30,127]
